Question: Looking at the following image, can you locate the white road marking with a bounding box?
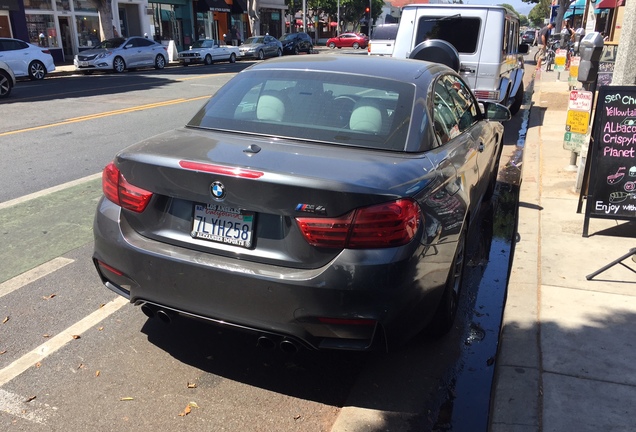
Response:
[0,296,128,387]
[0,172,101,211]
[0,257,75,299]
[0,388,52,424]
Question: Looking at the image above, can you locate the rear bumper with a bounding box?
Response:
[93,198,455,350]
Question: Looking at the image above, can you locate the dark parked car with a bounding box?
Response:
[279,32,313,55]
[93,56,510,352]
[521,29,537,46]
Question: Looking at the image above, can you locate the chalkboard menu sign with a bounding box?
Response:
[582,85,636,237]
[597,44,618,88]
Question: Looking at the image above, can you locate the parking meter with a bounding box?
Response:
[578,32,604,83]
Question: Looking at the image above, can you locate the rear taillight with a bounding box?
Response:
[41,49,50,54]
[102,162,153,213]
[296,199,421,249]
[473,90,500,101]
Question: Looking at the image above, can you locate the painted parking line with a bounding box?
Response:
[0,257,74,299]
[0,296,128,387]
[0,388,49,424]
[0,173,101,211]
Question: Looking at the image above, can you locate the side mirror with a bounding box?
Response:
[480,102,512,122]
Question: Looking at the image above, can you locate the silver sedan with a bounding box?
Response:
[74,36,168,74]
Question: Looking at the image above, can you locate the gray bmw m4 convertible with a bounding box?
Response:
[93,55,510,352]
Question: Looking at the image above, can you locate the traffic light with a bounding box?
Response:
[365,6,370,21]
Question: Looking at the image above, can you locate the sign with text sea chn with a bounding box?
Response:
[582,86,636,237]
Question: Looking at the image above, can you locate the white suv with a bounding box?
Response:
[392,4,528,115]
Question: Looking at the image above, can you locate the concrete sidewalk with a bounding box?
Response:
[490,69,636,431]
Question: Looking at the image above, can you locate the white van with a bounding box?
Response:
[368,24,399,56]
[392,4,528,114]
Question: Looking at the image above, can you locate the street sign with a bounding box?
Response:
[554,49,567,72]
[566,110,590,134]
[569,56,580,87]
[563,130,589,152]
[568,90,593,111]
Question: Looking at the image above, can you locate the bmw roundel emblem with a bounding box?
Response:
[211,181,226,200]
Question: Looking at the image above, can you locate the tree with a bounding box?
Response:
[522,0,574,31]
[528,1,550,27]
[89,0,115,41]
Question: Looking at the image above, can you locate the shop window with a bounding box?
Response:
[26,14,58,47]
[24,0,53,11]
[76,15,100,47]
[74,0,97,13]
[55,0,70,11]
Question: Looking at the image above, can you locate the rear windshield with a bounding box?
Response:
[187,69,416,151]
[415,16,481,54]
[371,25,399,40]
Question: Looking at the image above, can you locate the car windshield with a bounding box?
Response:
[95,38,126,49]
[415,16,481,53]
[371,26,398,39]
[187,69,416,151]
[245,37,264,44]
[191,40,215,48]
[279,34,296,41]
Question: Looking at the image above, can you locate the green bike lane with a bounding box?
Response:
[0,177,102,285]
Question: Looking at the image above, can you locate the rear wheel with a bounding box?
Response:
[509,81,524,116]
[229,53,236,63]
[428,227,466,337]
[113,56,125,73]
[0,71,12,98]
[154,55,165,70]
[276,48,282,57]
[204,54,213,65]
[353,42,360,49]
[293,45,300,55]
[257,50,265,60]
[28,60,46,80]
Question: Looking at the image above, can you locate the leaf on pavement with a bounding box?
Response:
[71,335,81,339]
[2,316,8,324]
[178,405,192,417]
[43,334,50,338]
[98,327,104,331]
[35,362,41,368]
[120,397,134,401]
[95,370,101,377]
[77,363,85,369]
[0,350,6,355]
[42,294,56,300]
[25,396,36,403]
[187,382,197,389]
[188,402,199,409]
[294,414,301,420]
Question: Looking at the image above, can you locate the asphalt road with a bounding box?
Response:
[0,56,531,431]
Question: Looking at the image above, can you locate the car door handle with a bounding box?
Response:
[478,142,485,152]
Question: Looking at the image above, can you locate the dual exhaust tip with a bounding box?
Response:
[140,303,302,353]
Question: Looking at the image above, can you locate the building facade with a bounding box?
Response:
[1,0,286,63]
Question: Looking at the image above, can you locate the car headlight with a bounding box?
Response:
[96,51,113,60]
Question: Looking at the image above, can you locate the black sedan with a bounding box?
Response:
[92,56,510,352]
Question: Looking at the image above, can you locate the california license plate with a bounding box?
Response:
[192,204,254,248]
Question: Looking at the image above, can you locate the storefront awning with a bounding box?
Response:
[204,0,231,13]
[594,0,624,9]
[232,0,246,13]
[0,0,20,11]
